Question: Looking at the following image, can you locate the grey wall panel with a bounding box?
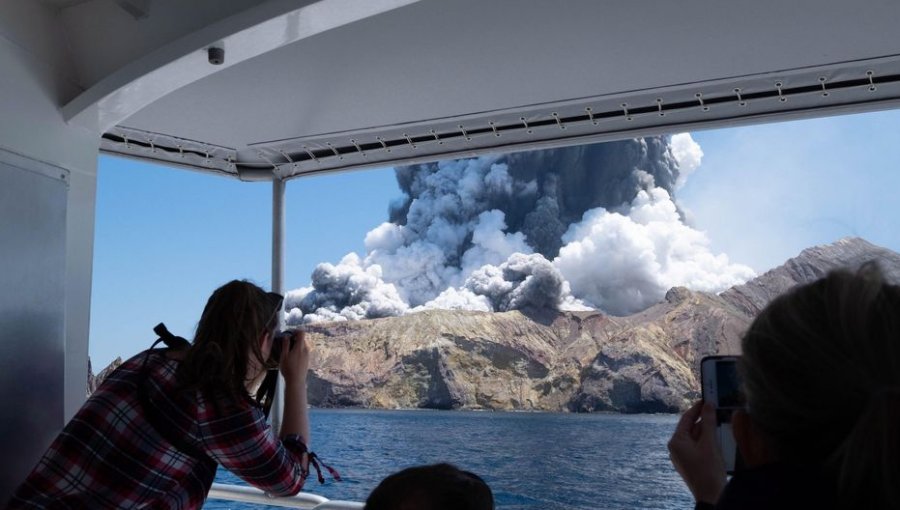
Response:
[0,159,67,503]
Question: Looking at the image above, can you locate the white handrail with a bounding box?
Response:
[208,483,364,509]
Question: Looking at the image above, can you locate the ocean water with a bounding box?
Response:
[207,409,693,510]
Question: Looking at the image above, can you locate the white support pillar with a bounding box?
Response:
[270,178,286,434]
[272,178,285,295]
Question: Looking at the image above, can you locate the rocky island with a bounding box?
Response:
[90,237,900,413]
[304,237,900,413]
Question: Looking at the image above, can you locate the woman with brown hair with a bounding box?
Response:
[669,265,900,509]
[7,280,333,509]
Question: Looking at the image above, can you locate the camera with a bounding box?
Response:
[270,331,295,363]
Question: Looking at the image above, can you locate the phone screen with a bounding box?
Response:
[701,356,744,474]
[715,361,742,409]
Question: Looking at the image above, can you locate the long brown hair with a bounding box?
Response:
[176,280,280,407]
[740,263,900,508]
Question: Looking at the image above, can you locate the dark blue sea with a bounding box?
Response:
[207,409,693,510]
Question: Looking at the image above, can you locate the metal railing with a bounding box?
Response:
[208,483,364,509]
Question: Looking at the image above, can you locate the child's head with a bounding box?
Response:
[365,463,494,510]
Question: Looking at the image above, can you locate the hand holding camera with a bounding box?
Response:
[668,400,727,504]
[273,329,312,384]
[668,355,743,504]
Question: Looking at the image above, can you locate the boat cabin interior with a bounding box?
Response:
[2,0,900,506]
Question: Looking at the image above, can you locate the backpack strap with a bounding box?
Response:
[137,323,213,463]
[255,369,280,419]
[152,322,190,350]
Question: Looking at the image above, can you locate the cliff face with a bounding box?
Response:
[570,288,750,413]
[305,237,900,413]
[304,290,750,413]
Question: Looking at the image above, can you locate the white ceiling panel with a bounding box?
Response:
[99,0,900,179]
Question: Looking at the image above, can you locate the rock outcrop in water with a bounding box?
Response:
[304,237,900,413]
[87,356,123,395]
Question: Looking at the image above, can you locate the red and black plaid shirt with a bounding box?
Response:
[8,350,309,509]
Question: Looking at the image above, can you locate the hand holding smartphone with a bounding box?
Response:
[700,355,744,474]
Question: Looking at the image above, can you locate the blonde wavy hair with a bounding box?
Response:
[740,263,900,508]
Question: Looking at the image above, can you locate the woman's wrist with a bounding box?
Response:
[691,478,725,506]
[283,373,308,388]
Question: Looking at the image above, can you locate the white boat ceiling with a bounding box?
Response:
[49,0,900,179]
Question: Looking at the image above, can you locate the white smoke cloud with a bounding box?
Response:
[671,133,703,189]
[559,288,595,312]
[554,187,755,315]
[460,210,533,276]
[415,287,493,313]
[364,233,457,306]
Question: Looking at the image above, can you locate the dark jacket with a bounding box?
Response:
[695,463,838,510]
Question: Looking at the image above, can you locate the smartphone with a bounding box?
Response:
[700,355,744,474]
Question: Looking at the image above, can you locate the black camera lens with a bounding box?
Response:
[270,331,294,363]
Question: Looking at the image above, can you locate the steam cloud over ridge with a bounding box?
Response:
[285,134,754,324]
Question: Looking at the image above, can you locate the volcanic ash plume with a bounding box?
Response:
[285,134,753,324]
[285,253,407,324]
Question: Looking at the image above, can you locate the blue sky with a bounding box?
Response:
[681,111,900,270]
[89,109,900,368]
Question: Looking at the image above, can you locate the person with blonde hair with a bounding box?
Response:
[669,264,900,509]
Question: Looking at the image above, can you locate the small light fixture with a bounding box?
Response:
[208,47,225,65]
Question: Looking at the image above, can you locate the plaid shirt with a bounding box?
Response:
[8,350,309,509]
